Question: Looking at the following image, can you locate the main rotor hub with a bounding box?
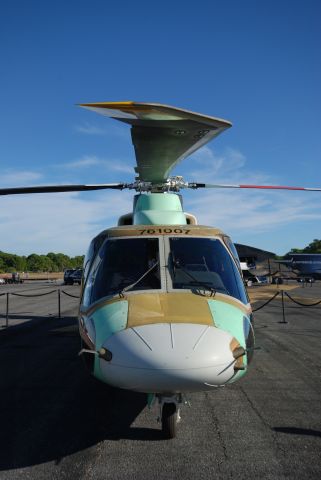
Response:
[129,176,189,193]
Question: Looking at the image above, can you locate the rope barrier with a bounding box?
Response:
[2,285,321,329]
[0,288,79,326]
[61,290,80,299]
[252,291,280,312]
[10,289,57,298]
[284,291,321,307]
[0,289,81,300]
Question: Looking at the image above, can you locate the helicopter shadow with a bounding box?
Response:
[0,314,162,471]
[272,427,321,438]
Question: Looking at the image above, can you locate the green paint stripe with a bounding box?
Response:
[92,300,128,350]
[208,299,246,347]
[207,299,251,378]
[92,300,128,380]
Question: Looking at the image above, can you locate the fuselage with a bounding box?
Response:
[78,223,254,394]
[279,254,321,280]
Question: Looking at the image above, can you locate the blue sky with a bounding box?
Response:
[1,0,320,256]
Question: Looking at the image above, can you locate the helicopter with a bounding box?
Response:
[1,102,320,438]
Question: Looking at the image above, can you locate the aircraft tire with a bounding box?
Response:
[161,403,177,439]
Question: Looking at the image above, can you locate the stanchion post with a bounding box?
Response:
[58,289,61,318]
[280,290,288,324]
[6,293,9,328]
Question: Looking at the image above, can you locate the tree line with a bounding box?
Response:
[286,239,321,255]
[0,251,85,273]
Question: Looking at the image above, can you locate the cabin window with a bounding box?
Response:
[83,233,108,280]
[169,237,248,304]
[223,236,241,268]
[82,237,161,307]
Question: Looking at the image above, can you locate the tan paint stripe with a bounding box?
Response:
[126,292,214,328]
[229,338,244,370]
[81,291,250,321]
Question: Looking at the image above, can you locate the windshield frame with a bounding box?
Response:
[80,235,166,310]
[80,233,250,312]
[164,235,249,305]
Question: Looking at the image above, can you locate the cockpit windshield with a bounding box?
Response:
[169,237,248,304]
[82,238,161,307]
[82,234,248,308]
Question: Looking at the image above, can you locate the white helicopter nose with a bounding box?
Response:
[98,323,240,393]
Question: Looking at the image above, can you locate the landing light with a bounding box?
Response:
[98,347,113,362]
[232,346,246,359]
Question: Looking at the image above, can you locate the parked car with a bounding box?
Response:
[297,277,315,284]
[243,271,269,286]
[64,269,77,285]
[69,269,83,285]
[256,275,268,284]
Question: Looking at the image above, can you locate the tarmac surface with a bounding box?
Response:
[0,281,320,479]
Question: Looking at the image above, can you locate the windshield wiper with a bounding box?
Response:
[171,254,216,297]
[178,268,217,297]
[120,261,159,294]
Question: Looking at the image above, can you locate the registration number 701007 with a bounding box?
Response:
[138,228,191,235]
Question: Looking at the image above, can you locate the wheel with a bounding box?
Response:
[161,403,178,439]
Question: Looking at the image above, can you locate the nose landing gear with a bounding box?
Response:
[161,402,180,438]
[156,394,184,439]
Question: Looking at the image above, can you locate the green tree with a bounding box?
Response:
[27,254,46,272]
[71,255,85,268]
[0,250,84,272]
[285,239,321,256]
[304,239,321,253]
[47,252,73,271]
[0,251,27,272]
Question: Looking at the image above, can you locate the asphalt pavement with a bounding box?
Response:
[0,282,320,479]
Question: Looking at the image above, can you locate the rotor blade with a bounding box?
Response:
[188,183,321,192]
[0,183,126,196]
[79,102,232,183]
